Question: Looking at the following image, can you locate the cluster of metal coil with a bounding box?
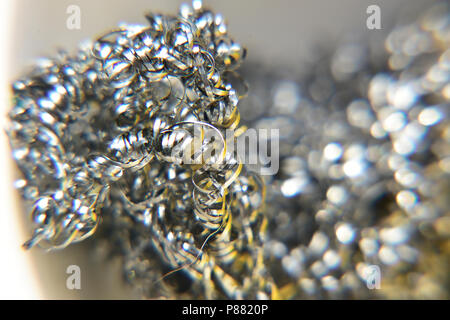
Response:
[7,0,449,300]
[8,0,276,299]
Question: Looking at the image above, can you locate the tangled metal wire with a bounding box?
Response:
[7,0,450,299]
[8,0,274,299]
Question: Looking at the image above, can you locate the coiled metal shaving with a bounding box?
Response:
[8,0,273,299]
[7,0,450,299]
